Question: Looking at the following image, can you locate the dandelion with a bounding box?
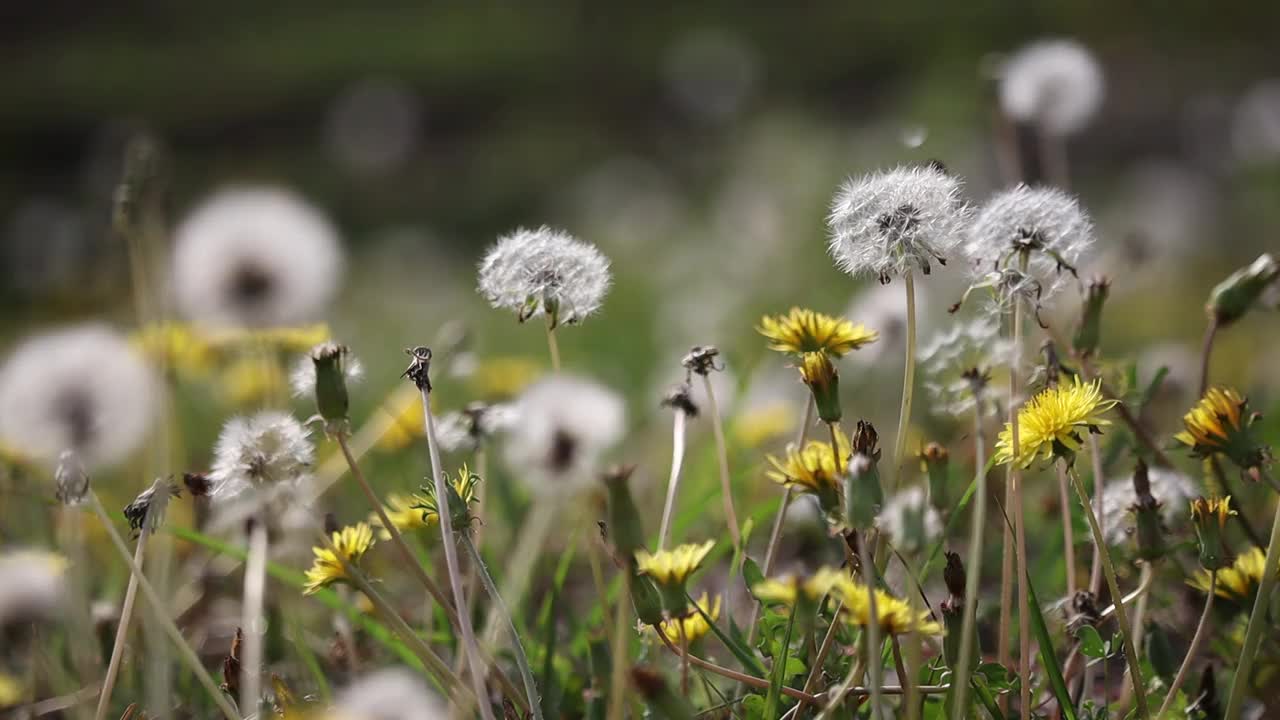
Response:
[1189,547,1272,601]
[412,465,481,530]
[0,324,157,469]
[877,485,942,554]
[122,479,182,536]
[304,522,377,595]
[964,185,1096,305]
[753,567,847,608]
[503,374,625,497]
[217,355,287,406]
[433,402,518,455]
[468,356,543,400]
[766,435,849,516]
[919,317,1011,418]
[0,549,68,624]
[171,187,344,328]
[1176,386,1271,476]
[998,39,1104,135]
[477,226,611,325]
[1190,496,1236,571]
[330,668,448,720]
[635,540,715,588]
[835,581,943,636]
[290,344,363,402]
[757,307,878,357]
[994,376,1115,468]
[209,411,315,500]
[131,322,215,376]
[653,593,721,644]
[368,493,429,539]
[1094,465,1198,546]
[375,387,427,451]
[827,164,969,282]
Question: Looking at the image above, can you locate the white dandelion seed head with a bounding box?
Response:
[0,549,68,624]
[171,186,345,329]
[0,324,157,469]
[1095,467,1198,546]
[844,281,934,365]
[999,39,1104,135]
[209,411,314,499]
[503,374,626,497]
[434,402,519,454]
[919,317,1011,418]
[332,667,448,720]
[288,351,364,399]
[876,485,942,554]
[965,185,1095,303]
[477,226,612,324]
[827,164,970,282]
[1231,78,1280,163]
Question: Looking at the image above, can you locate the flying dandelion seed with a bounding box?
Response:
[171,187,345,328]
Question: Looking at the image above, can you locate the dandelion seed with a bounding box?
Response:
[999,39,1104,135]
[303,522,376,595]
[122,479,182,536]
[0,324,157,468]
[171,187,344,328]
[503,374,625,496]
[919,317,1011,417]
[477,226,611,325]
[876,485,942,554]
[827,164,970,282]
[994,376,1115,468]
[330,667,448,720]
[1094,465,1197,546]
[965,184,1096,306]
[210,411,314,495]
[0,549,68,624]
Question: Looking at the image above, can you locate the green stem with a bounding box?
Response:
[461,533,543,720]
[239,518,268,715]
[858,534,884,720]
[701,373,741,555]
[93,525,150,720]
[950,398,987,720]
[87,493,241,720]
[893,270,918,475]
[1224,491,1280,719]
[1067,467,1150,720]
[544,316,561,372]
[1157,572,1214,717]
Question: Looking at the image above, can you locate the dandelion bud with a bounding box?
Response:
[1128,460,1166,562]
[1176,387,1272,478]
[302,342,357,423]
[1073,277,1109,357]
[1207,252,1279,327]
[844,428,883,531]
[54,450,89,506]
[920,442,949,510]
[1190,496,1236,571]
[798,352,841,424]
[604,465,646,564]
[943,551,967,600]
[122,479,180,537]
[629,572,665,628]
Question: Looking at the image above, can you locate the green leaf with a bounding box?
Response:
[764,609,796,719]
[742,555,765,602]
[740,694,766,720]
[969,677,1005,720]
[1076,625,1108,659]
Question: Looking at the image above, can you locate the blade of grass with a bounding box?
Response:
[764,609,797,719]
[285,612,331,703]
[687,592,766,677]
[918,456,994,583]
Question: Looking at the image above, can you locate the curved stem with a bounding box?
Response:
[657,409,688,550]
[239,517,268,716]
[420,387,495,720]
[701,374,741,554]
[828,421,844,473]
[1198,317,1218,398]
[544,316,561,372]
[94,526,150,720]
[1056,463,1078,598]
[87,493,241,720]
[1007,270,1031,720]
[654,629,819,703]
[893,270,918,476]
[1067,466,1151,720]
[796,602,844,716]
[1157,572,1214,717]
[951,399,988,720]
[1224,492,1280,719]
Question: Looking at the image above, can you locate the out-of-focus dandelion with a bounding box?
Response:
[835,581,943,636]
[998,39,1104,136]
[330,667,448,720]
[1095,465,1198,546]
[766,434,849,519]
[657,382,697,549]
[217,355,287,407]
[304,523,376,595]
[131,322,215,376]
[919,318,1010,418]
[503,374,625,497]
[0,550,68,624]
[995,376,1115,468]
[1176,387,1271,478]
[652,593,721,645]
[433,402,518,455]
[468,356,543,400]
[290,344,363,407]
[1189,547,1272,602]
[171,187,344,328]
[827,165,969,283]
[753,567,846,609]
[844,282,933,365]
[0,324,157,469]
[208,411,315,505]
[877,485,942,555]
[368,493,429,539]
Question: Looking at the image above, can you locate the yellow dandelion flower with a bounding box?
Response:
[731,402,793,448]
[218,355,287,406]
[836,581,943,636]
[753,567,848,607]
[994,376,1116,468]
[131,323,215,375]
[758,307,878,357]
[635,540,715,587]
[1189,546,1274,600]
[0,672,25,707]
[411,465,482,528]
[369,493,429,539]
[1189,495,1236,527]
[374,386,426,451]
[766,434,849,511]
[1176,387,1270,472]
[1190,495,1236,570]
[653,592,721,644]
[208,324,332,353]
[304,523,376,595]
[470,356,543,400]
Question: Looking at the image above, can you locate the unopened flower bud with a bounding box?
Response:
[942,551,966,600]
[604,465,646,564]
[920,442,949,510]
[55,450,89,506]
[1207,253,1278,327]
[844,452,883,531]
[1190,495,1236,571]
[799,352,842,424]
[1129,460,1166,562]
[309,342,352,423]
[1072,277,1109,357]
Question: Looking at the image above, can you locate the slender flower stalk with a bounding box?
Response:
[1224,488,1280,719]
[1157,572,1214,716]
[87,493,241,720]
[701,372,741,554]
[544,315,561,371]
[1009,277,1031,720]
[893,271,918,473]
[1056,462,1078,597]
[1198,317,1218,397]
[657,384,696,549]
[239,517,268,716]
[1067,466,1150,719]
[951,394,988,719]
[412,355,494,720]
[762,397,814,576]
[857,537,884,720]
